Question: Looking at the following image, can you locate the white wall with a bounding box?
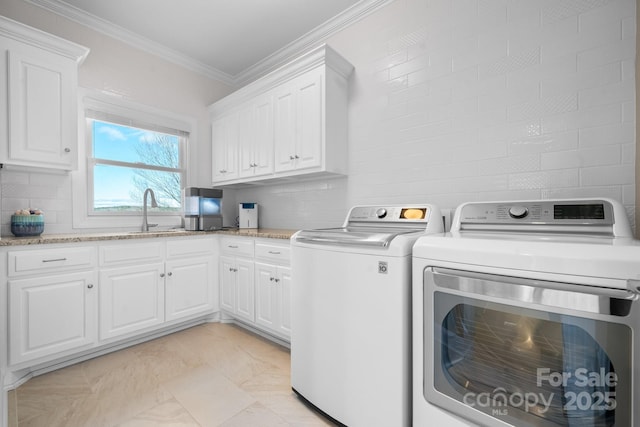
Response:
[235,0,637,230]
[0,0,235,234]
[0,0,636,233]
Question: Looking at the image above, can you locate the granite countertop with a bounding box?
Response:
[0,228,298,246]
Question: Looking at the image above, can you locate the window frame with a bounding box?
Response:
[72,90,195,230]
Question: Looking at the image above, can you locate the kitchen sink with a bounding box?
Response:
[127,229,187,234]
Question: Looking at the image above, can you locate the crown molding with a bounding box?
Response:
[0,15,89,63]
[209,44,354,116]
[233,0,394,85]
[23,0,394,87]
[23,0,237,85]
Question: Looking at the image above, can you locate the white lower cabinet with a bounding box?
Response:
[8,270,97,366]
[165,256,215,322]
[255,263,291,338]
[99,237,216,341]
[219,237,255,323]
[99,263,165,340]
[6,245,98,366]
[220,237,291,341]
[220,255,255,322]
[4,236,217,370]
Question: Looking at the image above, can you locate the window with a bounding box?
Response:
[72,91,195,230]
[87,113,186,215]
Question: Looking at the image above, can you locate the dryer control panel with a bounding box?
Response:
[459,200,614,224]
[452,199,632,237]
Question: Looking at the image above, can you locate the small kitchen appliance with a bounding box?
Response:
[238,203,258,229]
[182,187,223,231]
[412,198,640,427]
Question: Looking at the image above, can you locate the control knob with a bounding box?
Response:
[376,208,387,219]
[508,206,529,219]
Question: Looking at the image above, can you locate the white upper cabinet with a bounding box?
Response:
[0,17,89,170]
[212,112,239,182]
[238,94,274,178]
[209,44,353,185]
[274,68,323,173]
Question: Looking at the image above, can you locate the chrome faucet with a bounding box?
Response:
[142,188,158,232]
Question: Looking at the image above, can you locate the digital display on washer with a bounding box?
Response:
[400,208,426,220]
[554,204,605,220]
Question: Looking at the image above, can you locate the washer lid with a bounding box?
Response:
[294,226,423,248]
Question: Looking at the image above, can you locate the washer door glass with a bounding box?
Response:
[432,295,631,427]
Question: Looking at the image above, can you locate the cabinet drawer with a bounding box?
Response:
[100,241,164,266]
[167,237,214,258]
[220,237,254,257]
[255,242,290,263]
[8,246,96,276]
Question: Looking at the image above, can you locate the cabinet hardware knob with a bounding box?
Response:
[87,284,94,289]
[270,277,274,281]
[160,273,165,278]
[168,272,173,276]
[274,278,280,283]
[294,154,299,159]
[64,148,71,153]
[289,155,295,160]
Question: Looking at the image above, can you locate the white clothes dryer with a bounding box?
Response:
[413,198,640,427]
[291,204,443,427]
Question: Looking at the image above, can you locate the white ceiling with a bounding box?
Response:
[27,0,391,85]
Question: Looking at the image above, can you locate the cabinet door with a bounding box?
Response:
[212,113,239,182]
[8,271,97,365]
[235,258,255,322]
[220,255,236,313]
[7,46,77,169]
[294,70,323,171]
[252,94,274,177]
[278,266,292,337]
[255,262,278,331]
[238,105,255,178]
[273,85,297,172]
[274,70,323,173]
[99,263,165,340]
[165,256,214,322]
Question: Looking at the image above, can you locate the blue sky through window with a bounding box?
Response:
[92,120,181,210]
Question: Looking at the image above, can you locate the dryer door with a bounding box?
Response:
[424,267,638,427]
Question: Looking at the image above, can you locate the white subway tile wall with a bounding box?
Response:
[236,0,636,230]
[0,0,635,234]
[0,169,73,236]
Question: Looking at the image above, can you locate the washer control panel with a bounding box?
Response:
[347,205,431,223]
[459,200,614,225]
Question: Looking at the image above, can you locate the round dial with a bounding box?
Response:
[376,208,387,219]
[508,206,529,219]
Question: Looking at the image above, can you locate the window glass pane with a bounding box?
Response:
[93,163,181,212]
[92,120,179,168]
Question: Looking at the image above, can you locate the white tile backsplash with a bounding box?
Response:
[0,169,73,235]
[234,0,635,231]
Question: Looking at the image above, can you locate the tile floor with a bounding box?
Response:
[7,323,334,427]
